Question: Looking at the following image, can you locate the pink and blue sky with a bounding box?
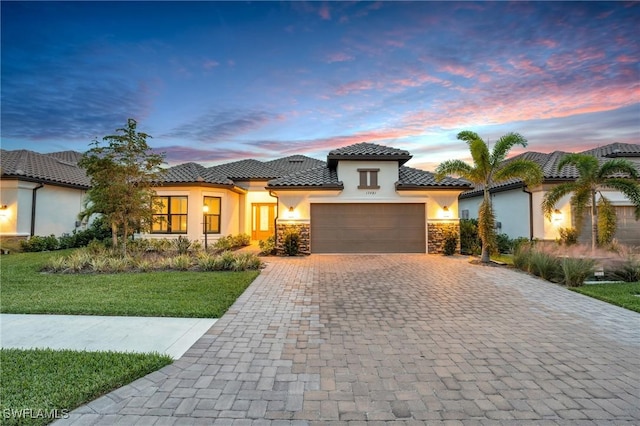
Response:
[2,1,638,171]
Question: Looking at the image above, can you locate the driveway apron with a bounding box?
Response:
[58,255,640,425]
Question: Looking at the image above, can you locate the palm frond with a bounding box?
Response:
[434,160,474,182]
[491,132,528,165]
[598,159,639,180]
[557,153,598,179]
[494,159,543,187]
[541,182,579,218]
[457,131,490,172]
[601,178,640,219]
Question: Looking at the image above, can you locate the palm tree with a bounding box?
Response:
[541,154,640,252]
[436,131,543,263]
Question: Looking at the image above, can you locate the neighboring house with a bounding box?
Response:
[458,142,640,246]
[0,143,470,253]
[0,149,90,238]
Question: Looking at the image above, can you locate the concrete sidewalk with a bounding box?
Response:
[0,314,216,359]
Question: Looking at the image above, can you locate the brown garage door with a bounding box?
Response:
[310,203,426,253]
[578,206,640,246]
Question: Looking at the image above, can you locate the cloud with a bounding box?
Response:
[325,52,354,63]
[1,47,153,142]
[202,59,219,70]
[162,109,283,143]
[318,3,331,20]
[158,145,263,166]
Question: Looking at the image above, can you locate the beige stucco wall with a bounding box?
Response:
[0,180,87,237]
[272,160,465,253]
[143,186,241,244]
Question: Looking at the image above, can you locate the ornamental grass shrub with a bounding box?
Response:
[42,247,262,274]
[561,257,596,287]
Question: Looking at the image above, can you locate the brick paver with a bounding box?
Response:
[58,255,640,425]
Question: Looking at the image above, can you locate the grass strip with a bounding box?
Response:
[0,348,172,426]
[570,282,640,313]
[1,251,259,317]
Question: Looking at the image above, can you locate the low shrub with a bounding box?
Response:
[232,253,262,271]
[217,251,237,270]
[283,229,300,256]
[232,233,251,247]
[214,235,234,251]
[528,249,561,282]
[557,227,579,246]
[258,236,276,255]
[442,229,458,256]
[612,255,640,282]
[20,235,59,252]
[460,219,481,255]
[173,236,191,254]
[512,242,532,270]
[172,254,192,271]
[561,257,596,287]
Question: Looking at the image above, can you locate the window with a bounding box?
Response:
[357,168,380,189]
[461,209,470,220]
[203,196,221,234]
[152,196,188,233]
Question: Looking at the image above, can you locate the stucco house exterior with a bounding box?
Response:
[458,143,640,246]
[0,143,470,253]
[0,149,90,239]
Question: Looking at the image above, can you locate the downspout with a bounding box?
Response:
[522,186,533,240]
[268,190,279,249]
[31,183,44,236]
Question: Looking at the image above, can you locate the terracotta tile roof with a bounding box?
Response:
[162,162,234,185]
[396,166,471,189]
[327,142,412,167]
[264,155,326,173]
[266,166,343,189]
[1,149,90,187]
[209,159,282,180]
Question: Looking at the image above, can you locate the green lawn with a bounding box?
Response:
[0,251,259,317]
[570,282,640,313]
[0,348,172,426]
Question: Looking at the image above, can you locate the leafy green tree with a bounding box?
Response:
[542,154,640,252]
[436,131,543,263]
[79,119,165,253]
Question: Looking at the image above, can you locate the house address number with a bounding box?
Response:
[366,191,377,195]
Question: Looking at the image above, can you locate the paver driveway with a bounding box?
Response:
[60,255,639,425]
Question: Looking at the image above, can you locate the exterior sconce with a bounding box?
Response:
[552,209,563,223]
[441,205,452,219]
[0,205,7,218]
[286,206,296,220]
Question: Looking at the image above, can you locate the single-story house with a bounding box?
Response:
[458,142,640,246]
[0,149,90,239]
[0,143,471,253]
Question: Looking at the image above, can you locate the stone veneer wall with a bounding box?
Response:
[275,223,311,255]
[427,221,460,254]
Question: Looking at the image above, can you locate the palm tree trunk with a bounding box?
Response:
[480,190,492,264]
[591,191,597,253]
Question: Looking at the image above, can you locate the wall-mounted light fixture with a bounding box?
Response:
[441,205,452,219]
[286,206,296,220]
[0,205,8,219]
[552,209,563,223]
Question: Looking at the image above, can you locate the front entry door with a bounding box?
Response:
[252,203,276,241]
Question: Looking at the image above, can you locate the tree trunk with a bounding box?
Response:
[111,223,118,248]
[122,220,128,256]
[479,191,493,264]
[591,191,597,253]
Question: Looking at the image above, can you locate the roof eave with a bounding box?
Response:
[266,184,344,191]
[396,184,471,191]
[0,175,90,190]
[327,154,412,168]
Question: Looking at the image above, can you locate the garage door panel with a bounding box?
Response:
[310,203,425,253]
